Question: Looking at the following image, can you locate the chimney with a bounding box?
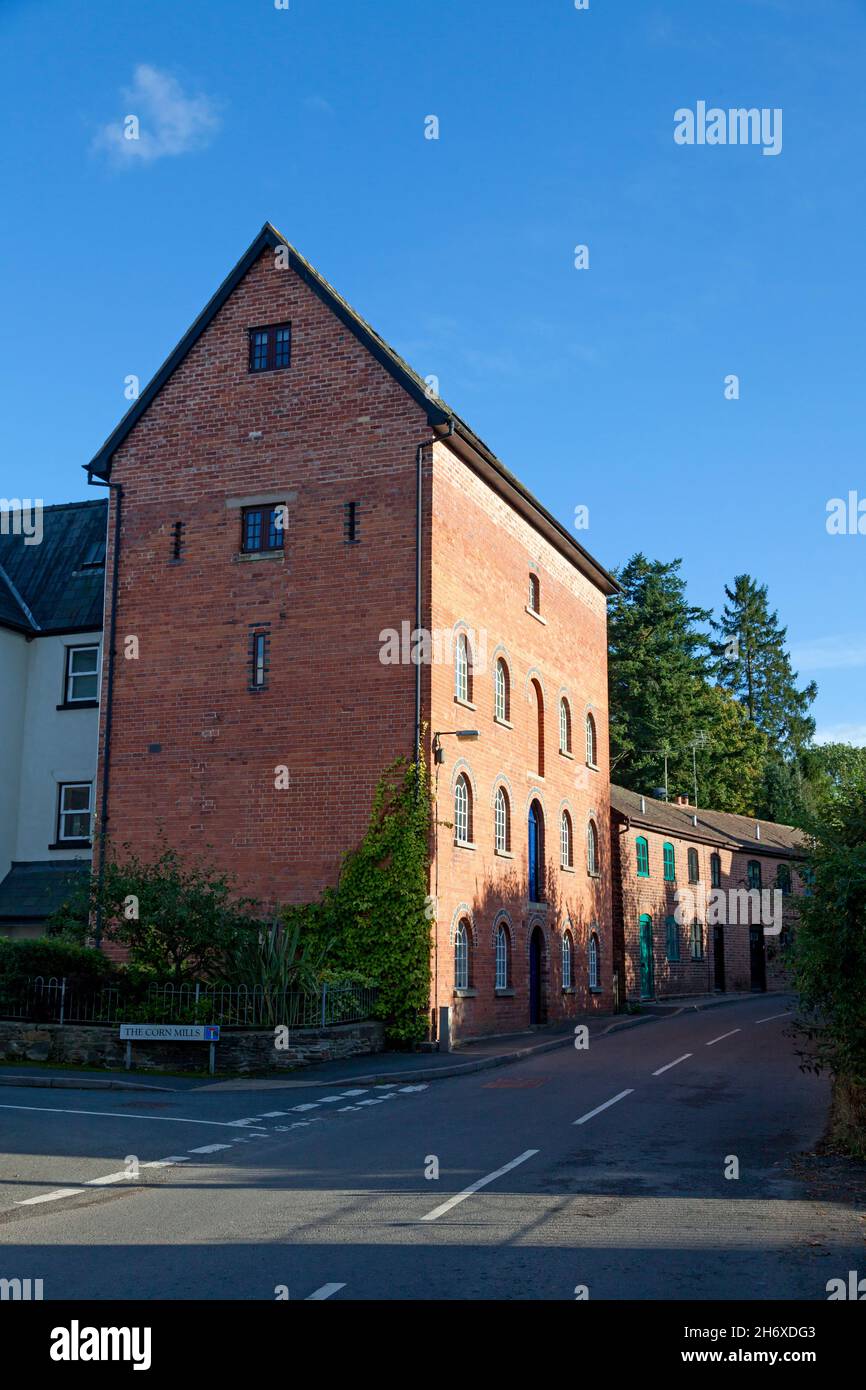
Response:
[675,794,689,806]
[640,796,646,814]
[756,823,761,840]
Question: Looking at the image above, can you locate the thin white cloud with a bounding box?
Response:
[304,95,335,115]
[814,723,866,747]
[790,634,866,672]
[92,65,220,166]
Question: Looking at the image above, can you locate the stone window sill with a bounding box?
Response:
[49,840,91,851]
[559,748,574,760]
[495,848,514,859]
[232,550,285,563]
[454,988,477,999]
[586,761,599,772]
[494,717,513,730]
[495,988,515,998]
[525,606,547,625]
[453,696,476,711]
[562,986,576,996]
[56,701,99,711]
[561,863,575,874]
[455,839,476,851]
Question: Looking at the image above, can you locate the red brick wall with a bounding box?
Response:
[97,247,431,917]
[428,441,613,1039]
[612,818,802,1001]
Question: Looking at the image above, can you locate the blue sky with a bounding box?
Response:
[1,0,864,742]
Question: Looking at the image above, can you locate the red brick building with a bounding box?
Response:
[610,785,806,1002]
[86,223,618,1038]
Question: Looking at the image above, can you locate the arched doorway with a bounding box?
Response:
[529,925,545,1024]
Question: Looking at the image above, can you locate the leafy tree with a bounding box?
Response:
[712,574,816,757]
[790,766,866,1155]
[47,845,262,984]
[689,682,769,814]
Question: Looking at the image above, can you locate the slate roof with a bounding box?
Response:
[610,783,807,857]
[85,223,619,598]
[0,861,91,923]
[0,500,107,634]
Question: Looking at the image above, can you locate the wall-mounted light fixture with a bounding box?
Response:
[432,729,479,764]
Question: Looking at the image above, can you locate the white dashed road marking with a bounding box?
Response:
[188,1144,232,1155]
[652,1054,692,1076]
[306,1283,346,1300]
[573,1089,634,1125]
[706,1029,741,1046]
[421,1149,539,1223]
[755,1011,792,1024]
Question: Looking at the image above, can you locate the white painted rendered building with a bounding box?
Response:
[0,500,107,937]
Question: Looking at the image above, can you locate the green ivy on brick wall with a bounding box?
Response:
[285,756,432,1044]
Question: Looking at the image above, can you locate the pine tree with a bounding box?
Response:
[712,575,817,756]
[608,554,714,795]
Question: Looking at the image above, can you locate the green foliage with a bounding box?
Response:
[46,843,263,984]
[291,757,432,1043]
[790,767,866,1093]
[215,916,336,1023]
[0,937,114,989]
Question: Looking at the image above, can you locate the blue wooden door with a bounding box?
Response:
[528,804,539,902]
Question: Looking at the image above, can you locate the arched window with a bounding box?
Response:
[494,658,510,722]
[559,698,572,754]
[663,842,675,881]
[665,915,680,961]
[495,924,509,990]
[528,572,540,613]
[560,810,573,868]
[562,931,573,989]
[710,852,721,888]
[687,847,699,883]
[454,774,472,844]
[585,712,597,767]
[455,919,470,989]
[587,818,599,875]
[636,835,650,877]
[747,860,762,890]
[777,863,792,896]
[494,786,510,854]
[588,932,600,991]
[455,632,472,703]
[528,800,544,902]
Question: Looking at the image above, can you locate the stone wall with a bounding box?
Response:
[0,1019,385,1074]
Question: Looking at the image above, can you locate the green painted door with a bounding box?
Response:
[639,915,655,999]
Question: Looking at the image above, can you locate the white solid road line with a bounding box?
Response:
[420,1149,539,1222]
[85,1170,135,1186]
[0,1103,263,1130]
[706,1029,741,1046]
[187,1144,232,1155]
[755,1011,792,1024]
[653,1053,693,1076]
[305,1283,346,1300]
[17,1187,84,1205]
[573,1089,634,1125]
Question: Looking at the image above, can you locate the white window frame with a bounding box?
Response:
[560,811,572,868]
[455,633,470,702]
[587,819,598,875]
[586,712,597,766]
[64,644,100,704]
[562,932,573,989]
[494,787,508,854]
[57,781,93,843]
[495,925,508,990]
[588,933,600,990]
[495,659,507,721]
[559,698,571,753]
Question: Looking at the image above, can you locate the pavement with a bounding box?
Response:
[0,992,862,1300]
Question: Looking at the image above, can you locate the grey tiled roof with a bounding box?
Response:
[610,784,807,856]
[0,500,107,634]
[0,860,91,922]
